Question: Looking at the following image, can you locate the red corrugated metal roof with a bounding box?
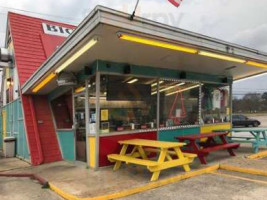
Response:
[8,12,76,86]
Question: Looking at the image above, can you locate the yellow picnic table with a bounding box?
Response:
[108,139,197,181]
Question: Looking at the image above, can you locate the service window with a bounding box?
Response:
[159,80,200,128]
[99,74,158,134]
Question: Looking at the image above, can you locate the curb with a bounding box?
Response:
[49,165,220,200]
[246,150,267,160]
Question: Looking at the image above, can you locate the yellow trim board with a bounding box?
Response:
[49,165,219,200]
[201,123,231,134]
[246,151,267,160]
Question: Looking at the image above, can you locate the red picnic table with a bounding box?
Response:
[176,132,240,164]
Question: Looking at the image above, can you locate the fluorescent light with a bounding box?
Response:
[198,51,246,63]
[55,38,98,74]
[118,33,198,54]
[32,37,98,93]
[151,81,164,87]
[166,84,201,96]
[151,91,157,95]
[127,79,138,84]
[159,82,185,92]
[151,82,185,95]
[32,73,56,93]
[246,61,267,69]
[75,86,85,93]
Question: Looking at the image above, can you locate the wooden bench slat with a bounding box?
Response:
[119,139,185,148]
[200,143,240,153]
[108,154,158,167]
[144,148,197,158]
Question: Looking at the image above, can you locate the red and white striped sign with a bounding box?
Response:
[168,0,183,7]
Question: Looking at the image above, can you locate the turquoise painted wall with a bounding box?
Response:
[57,130,75,161]
[2,99,30,160]
[159,127,200,142]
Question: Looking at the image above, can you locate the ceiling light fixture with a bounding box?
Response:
[32,37,98,93]
[32,73,56,93]
[198,51,246,63]
[75,86,85,93]
[118,33,198,54]
[166,84,201,96]
[55,37,98,74]
[151,80,164,87]
[127,79,138,84]
[159,82,185,93]
[246,61,267,69]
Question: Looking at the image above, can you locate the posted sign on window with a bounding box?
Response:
[42,23,74,37]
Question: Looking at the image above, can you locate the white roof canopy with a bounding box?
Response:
[22,6,267,94]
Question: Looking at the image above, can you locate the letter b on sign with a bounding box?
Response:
[42,23,74,37]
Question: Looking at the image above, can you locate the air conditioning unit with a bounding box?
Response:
[0,48,13,62]
[0,48,13,69]
[57,72,77,86]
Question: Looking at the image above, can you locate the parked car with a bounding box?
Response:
[232,115,261,127]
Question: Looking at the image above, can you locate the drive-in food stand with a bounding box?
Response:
[1,6,267,168]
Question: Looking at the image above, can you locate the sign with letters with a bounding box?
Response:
[42,23,74,37]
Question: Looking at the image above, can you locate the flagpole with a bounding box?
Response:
[130,0,140,20]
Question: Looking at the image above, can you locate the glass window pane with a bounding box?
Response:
[201,84,230,124]
[99,74,158,134]
[159,80,200,127]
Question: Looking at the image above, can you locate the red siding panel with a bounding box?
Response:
[22,95,63,165]
[8,12,76,85]
[99,132,157,167]
[21,95,40,165]
[32,96,62,163]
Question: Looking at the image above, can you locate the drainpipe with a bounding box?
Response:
[28,96,44,165]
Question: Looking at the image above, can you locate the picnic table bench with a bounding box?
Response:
[176,132,240,164]
[215,128,267,153]
[108,139,197,181]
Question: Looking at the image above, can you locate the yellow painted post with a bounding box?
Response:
[88,137,96,168]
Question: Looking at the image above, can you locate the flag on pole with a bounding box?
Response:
[168,0,183,7]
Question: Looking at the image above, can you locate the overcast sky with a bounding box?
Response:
[0,0,267,96]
